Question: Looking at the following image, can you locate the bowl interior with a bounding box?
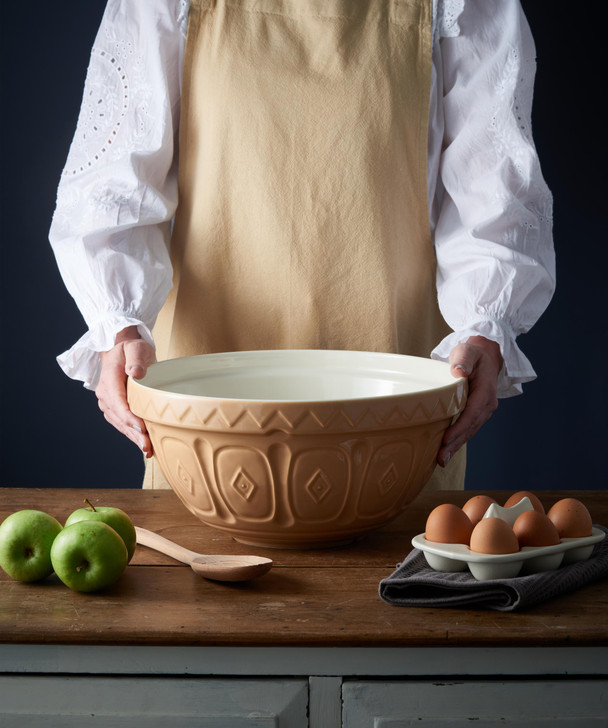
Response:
[137,349,461,402]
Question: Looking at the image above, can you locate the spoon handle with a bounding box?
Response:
[135,527,200,565]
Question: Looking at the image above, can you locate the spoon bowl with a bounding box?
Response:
[135,527,273,582]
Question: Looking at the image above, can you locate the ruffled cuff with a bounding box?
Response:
[56,313,156,391]
[431,319,536,398]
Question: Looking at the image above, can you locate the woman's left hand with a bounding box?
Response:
[437,336,503,467]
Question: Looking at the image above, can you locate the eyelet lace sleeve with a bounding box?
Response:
[49,0,186,389]
[433,0,464,44]
[431,0,555,397]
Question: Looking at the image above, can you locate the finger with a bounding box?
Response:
[438,365,498,467]
[438,397,486,466]
[448,343,481,379]
[102,408,143,445]
[101,406,154,456]
[100,387,151,442]
[438,397,496,466]
[97,347,153,443]
[124,339,156,379]
[98,363,132,421]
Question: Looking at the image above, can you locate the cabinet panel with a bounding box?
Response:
[0,718,276,728]
[0,676,308,727]
[373,720,606,727]
[342,680,608,727]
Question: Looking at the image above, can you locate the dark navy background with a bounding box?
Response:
[1,2,605,490]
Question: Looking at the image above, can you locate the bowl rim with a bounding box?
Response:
[128,349,466,406]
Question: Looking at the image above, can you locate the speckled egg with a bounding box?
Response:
[462,495,497,526]
[547,498,593,538]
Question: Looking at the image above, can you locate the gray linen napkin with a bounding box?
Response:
[379,525,608,612]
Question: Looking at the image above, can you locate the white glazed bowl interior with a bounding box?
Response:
[138,349,461,401]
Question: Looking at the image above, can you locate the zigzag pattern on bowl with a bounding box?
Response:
[128,386,466,434]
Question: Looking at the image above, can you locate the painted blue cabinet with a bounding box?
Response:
[1,647,607,727]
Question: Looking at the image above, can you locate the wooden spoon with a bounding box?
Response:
[135,527,273,582]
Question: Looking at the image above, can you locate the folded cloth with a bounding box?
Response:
[379,525,608,612]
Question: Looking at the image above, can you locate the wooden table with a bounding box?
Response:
[1,488,607,726]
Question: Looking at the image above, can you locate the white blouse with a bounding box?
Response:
[49,0,555,397]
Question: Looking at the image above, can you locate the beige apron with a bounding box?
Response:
[144,0,465,489]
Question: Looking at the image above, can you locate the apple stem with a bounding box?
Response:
[84,498,97,512]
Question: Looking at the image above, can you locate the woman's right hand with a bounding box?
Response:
[96,326,156,457]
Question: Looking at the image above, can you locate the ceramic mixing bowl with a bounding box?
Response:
[127,350,467,548]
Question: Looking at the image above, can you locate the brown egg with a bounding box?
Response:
[470,517,520,554]
[462,495,497,526]
[513,510,561,547]
[504,490,545,513]
[425,503,473,545]
[547,498,593,538]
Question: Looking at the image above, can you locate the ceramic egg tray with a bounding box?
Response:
[412,527,605,581]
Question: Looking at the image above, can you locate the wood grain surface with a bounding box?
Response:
[1,488,607,647]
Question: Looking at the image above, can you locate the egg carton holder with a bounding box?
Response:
[412,497,605,581]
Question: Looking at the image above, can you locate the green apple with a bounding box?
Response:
[65,500,136,562]
[0,510,63,582]
[50,520,128,592]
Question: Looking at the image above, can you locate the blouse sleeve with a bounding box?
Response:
[48,0,188,390]
[430,0,556,397]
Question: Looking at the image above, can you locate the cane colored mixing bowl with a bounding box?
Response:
[127,350,467,548]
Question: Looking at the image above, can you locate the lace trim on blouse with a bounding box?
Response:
[435,0,464,43]
[489,43,553,232]
[61,29,154,180]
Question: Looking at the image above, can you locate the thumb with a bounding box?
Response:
[448,343,481,379]
[123,339,156,379]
